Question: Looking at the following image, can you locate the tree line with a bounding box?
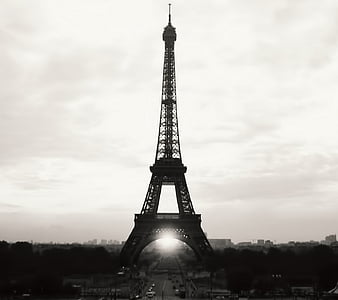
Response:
[1,241,338,296]
[0,241,120,295]
[206,245,338,294]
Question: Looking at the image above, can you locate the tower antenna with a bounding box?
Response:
[168,3,172,24]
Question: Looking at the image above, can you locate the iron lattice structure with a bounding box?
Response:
[120,8,213,266]
[156,13,180,161]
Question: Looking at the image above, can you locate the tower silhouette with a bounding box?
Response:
[120,6,212,266]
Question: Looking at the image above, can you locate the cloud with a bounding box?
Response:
[0,0,338,243]
[0,202,22,210]
[191,151,338,210]
[0,211,133,243]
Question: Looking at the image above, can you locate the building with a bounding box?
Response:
[237,241,252,247]
[85,239,98,245]
[324,234,337,245]
[257,239,265,246]
[264,240,274,247]
[208,239,233,249]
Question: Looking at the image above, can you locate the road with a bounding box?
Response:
[144,255,185,300]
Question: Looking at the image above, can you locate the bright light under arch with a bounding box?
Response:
[156,233,179,251]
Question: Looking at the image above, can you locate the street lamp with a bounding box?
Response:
[112,270,124,300]
[210,272,214,300]
[272,274,282,300]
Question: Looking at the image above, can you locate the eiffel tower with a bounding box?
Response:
[120,6,213,266]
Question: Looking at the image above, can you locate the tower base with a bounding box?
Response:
[120,213,213,266]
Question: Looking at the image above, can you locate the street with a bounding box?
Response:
[143,255,185,300]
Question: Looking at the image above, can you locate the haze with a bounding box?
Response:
[1,0,338,243]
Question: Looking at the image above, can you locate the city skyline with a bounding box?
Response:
[1,0,338,244]
[8,233,337,248]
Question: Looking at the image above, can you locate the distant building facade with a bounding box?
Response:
[323,234,337,245]
[208,239,233,249]
[257,239,265,246]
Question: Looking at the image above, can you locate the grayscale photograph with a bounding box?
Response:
[1,1,337,299]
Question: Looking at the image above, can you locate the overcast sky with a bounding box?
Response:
[1,0,338,244]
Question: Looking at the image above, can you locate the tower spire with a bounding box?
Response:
[168,3,172,25]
